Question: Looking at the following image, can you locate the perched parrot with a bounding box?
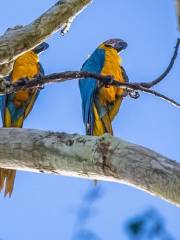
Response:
[0,42,49,197]
[79,38,128,136]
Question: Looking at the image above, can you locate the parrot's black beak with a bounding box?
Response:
[115,40,128,52]
[33,42,49,54]
[103,38,127,53]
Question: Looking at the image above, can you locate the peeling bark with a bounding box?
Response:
[0,0,91,76]
[0,128,179,206]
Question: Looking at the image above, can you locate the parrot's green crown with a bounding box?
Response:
[103,38,127,52]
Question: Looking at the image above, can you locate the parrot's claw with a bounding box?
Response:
[17,77,29,86]
[103,75,114,88]
[35,74,42,81]
[127,89,140,99]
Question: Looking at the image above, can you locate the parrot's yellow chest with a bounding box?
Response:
[98,46,125,105]
[11,51,39,105]
[12,51,39,82]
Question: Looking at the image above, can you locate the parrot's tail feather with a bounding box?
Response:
[0,169,16,197]
[102,114,113,135]
[109,96,123,121]
[0,169,6,192]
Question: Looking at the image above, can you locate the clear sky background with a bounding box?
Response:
[0,0,179,239]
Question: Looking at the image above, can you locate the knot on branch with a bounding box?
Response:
[4,25,24,36]
[0,62,14,78]
[94,134,116,176]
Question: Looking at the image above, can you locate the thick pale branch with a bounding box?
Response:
[0,128,179,206]
[0,0,91,76]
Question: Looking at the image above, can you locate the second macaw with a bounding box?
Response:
[0,42,49,196]
[79,38,128,136]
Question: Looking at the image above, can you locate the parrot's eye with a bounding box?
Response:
[104,44,113,48]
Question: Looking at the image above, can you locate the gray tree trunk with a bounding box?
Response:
[0,128,179,206]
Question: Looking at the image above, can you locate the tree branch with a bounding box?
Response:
[176,0,180,29]
[140,38,180,88]
[0,38,178,109]
[0,0,91,76]
[1,70,179,109]
[0,128,179,206]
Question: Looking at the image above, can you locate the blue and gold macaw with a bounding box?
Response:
[0,42,49,196]
[79,38,128,136]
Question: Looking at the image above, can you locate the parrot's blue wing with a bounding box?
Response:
[0,96,6,125]
[79,48,105,134]
[0,76,11,125]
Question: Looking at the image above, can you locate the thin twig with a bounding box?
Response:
[140,38,180,88]
[127,84,180,108]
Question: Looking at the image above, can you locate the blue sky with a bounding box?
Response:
[0,0,179,239]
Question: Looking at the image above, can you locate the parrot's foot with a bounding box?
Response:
[100,75,114,88]
[15,77,30,86]
[127,89,140,99]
